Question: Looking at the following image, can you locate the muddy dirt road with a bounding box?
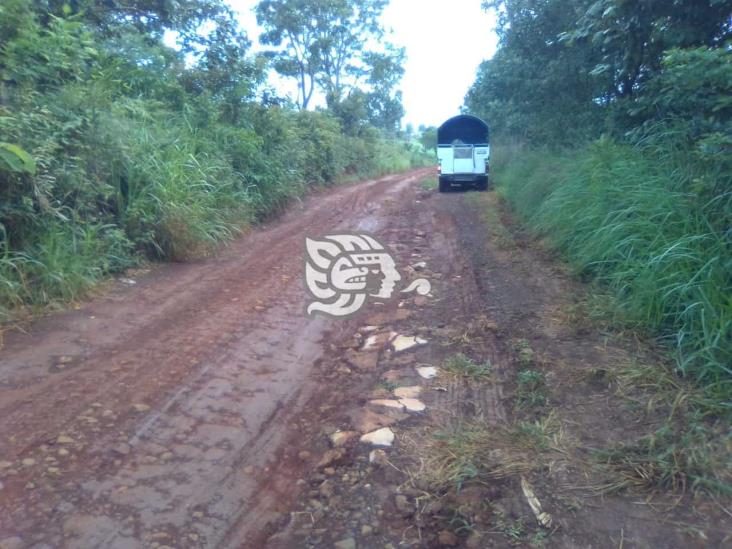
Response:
[0,170,429,547]
[0,169,728,548]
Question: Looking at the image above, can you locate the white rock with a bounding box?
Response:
[416,366,438,379]
[362,331,394,351]
[394,386,421,399]
[360,427,395,447]
[334,538,356,549]
[412,261,427,271]
[362,335,378,350]
[399,398,426,412]
[392,335,428,352]
[112,443,131,456]
[56,435,74,444]
[132,403,150,413]
[368,399,405,411]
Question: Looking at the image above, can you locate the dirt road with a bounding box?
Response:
[0,169,728,548]
[0,170,427,546]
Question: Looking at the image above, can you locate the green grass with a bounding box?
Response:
[377,379,398,392]
[442,353,492,380]
[513,412,564,452]
[493,138,731,494]
[596,360,732,496]
[419,421,534,493]
[495,139,732,406]
[0,223,134,319]
[0,97,423,321]
[597,420,732,495]
[512,338,535,366]
[516,370,547,409]
[420,176,438,191]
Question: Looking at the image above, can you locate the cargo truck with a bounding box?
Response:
[436,114,490,192]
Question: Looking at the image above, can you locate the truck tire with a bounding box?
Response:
[477,176,488,192]
[439,177,450,193]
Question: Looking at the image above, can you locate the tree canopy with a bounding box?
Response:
[465,0,732,143]
[255,0,405,132]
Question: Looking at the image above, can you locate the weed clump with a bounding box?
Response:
[442,353,492,380]
[516,370,547,409]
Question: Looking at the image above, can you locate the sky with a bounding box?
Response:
[226,0,498,129]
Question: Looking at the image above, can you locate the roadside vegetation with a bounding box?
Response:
[599,365,732,496]
[466,2,731,412]
[442,353,492,380]
[0,0,430,322]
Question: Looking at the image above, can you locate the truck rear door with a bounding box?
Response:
[437,146,453,174]
[474,147,489,173]
[452,145,474,174]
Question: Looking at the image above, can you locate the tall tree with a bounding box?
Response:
[256,0,404,109]
[466,0,605,142]
[256,0,319,108]
[32,0,227,44]
[561,0,732,99]
[179,10,264,121]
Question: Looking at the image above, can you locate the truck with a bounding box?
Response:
[436,114,490,192]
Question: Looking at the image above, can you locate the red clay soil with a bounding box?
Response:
[0,169,728,548]
[0,170,429,547]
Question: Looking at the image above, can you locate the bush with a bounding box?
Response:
[0,6,424,320]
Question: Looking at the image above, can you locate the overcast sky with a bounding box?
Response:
[227,0,498,129]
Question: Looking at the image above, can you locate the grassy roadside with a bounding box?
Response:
[408,189,730,546]
[0,156,428,331]
[485,148,732,497]
[0,2,435,328]
[490,141,731,407]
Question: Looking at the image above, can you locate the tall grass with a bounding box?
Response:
[0,2,433,322]
[0,223,133,316]
[496,139,731,404]
[0,99,427,321]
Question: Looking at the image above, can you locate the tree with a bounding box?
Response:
[256,0,404,110]
[32,0,228,43]
[361,47,405,132]
[469,0,732,142]
[418,126,438,152]
[467,0,606,142]
[561,0,732,99]
[179,10,264,121]
[256,0,319,109]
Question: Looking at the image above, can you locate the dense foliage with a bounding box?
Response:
[256,0,405,130]
[466,0,732,402]
[0,0,426,319]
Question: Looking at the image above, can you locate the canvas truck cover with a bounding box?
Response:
[437,115,490,145]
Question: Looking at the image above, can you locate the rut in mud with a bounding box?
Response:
[0,170,728,549]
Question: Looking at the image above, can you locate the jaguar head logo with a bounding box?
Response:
[305,233,417,317]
